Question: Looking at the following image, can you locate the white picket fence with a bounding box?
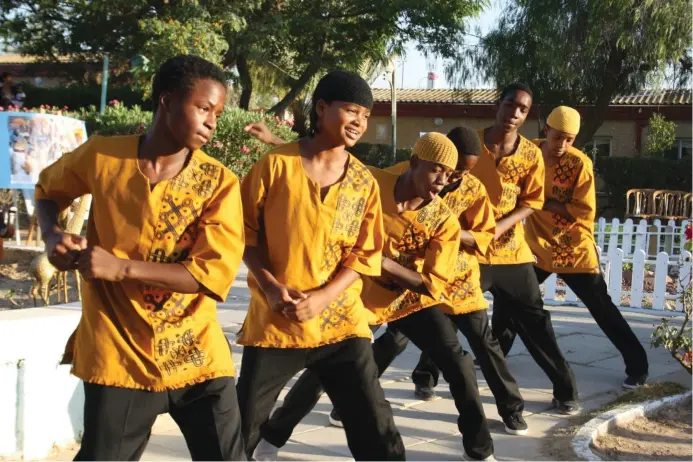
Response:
[595,217,690,260]
[541,249,692,312]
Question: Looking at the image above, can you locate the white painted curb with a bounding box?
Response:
[572,390,692,461]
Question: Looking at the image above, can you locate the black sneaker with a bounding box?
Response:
[328,408,343,427]
[503,413,529,435]
[622,374,648,389]
[414,384,437,401]
[552,398,581,415]
[473,358,481,369]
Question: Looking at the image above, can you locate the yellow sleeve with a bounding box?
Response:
[519,153,545,210]
[343,180,384,277]
[240,154,272,247]
[181,169,245,302]
[461,187,496,257]
[421,214,461,300]
[34,136,96,210]
[565,163,596,222]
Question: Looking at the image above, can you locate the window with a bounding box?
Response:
[662,138,692,160]
[584,137,612,161]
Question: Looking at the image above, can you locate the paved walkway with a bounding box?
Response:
[52,265,691,461]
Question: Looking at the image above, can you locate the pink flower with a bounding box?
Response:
[213,141,223,149]
[241,145,250,153]
[0,107,4,112]
[109,99,119,106]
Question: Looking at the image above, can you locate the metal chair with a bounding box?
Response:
[625,189,658,220]
[653,190,691,221]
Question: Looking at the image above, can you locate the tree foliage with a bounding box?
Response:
[644,113,677,157]
[446,0,693,147]
[1,0,485,114]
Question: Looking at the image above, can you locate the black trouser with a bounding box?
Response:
[534,267,649,377]
[235,337,405,461]
[75,377,245,461]
[260,307,494,460]
[412,264,577,401]
[412,309,524,419]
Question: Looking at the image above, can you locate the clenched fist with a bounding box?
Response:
[45,231,87,271]
[77,246,128,282]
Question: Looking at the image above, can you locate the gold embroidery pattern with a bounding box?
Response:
[320,156,374,331]
[553,233,578,268]
[384,290,421,318]
[156,328,206,376]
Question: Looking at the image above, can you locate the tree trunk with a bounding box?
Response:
[269,58,322,117]
[575,47,628,149]
[236,53,253,110]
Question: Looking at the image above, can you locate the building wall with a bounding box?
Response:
[362,116,693,159]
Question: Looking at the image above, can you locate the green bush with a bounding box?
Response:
[22,83,150,111]
[74,104,296,177]
[596,155,693,216]
[349,143,412,168]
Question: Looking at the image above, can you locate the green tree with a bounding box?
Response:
[446,0,692,147]
[1,0,485,114]
[644,113,677,157]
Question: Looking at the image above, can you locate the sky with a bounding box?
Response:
[372,1,503,90]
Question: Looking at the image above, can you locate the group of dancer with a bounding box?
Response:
[36,55,649,461]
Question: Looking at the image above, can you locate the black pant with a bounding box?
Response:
[75,377,245,461]
[235,337,405,461]
[412,309,524,419]
[534,267,649,377]
[261,307,494,460]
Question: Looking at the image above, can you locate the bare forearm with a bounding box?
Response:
[381,258,430,296]
[243,245,279,292]
[36,199,63,236]
[495,206,535,238]
[320,268,359,301]
[460,231,477,249]
[123,261,201,293]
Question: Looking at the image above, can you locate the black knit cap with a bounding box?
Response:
[313,70,373,109]
[447,125,482,156]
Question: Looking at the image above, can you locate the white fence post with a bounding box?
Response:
[596,217,607,250]
[607,218,621,256]
[663,220,676,256]
[622,219,634,257]
[675,251,692,312]
[630,249,647,308]
[633,219,648,255]
[608,249,624,306]
[652,252,670,310]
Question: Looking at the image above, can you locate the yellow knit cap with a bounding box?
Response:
[547,106,581,135]
[412,132,458,170]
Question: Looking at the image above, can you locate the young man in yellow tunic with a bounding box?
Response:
[526,106,649,389]
[470,83,579,415]
[235,70,405,461]
[397,127,529,435]
[35,56,246,460]
[252,133,496,462]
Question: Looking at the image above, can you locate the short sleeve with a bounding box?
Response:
[34,136,95,210]
[421,214,461,300]
[461,183,496,257]
[518,148,545,210]
[181,168,245,302]
[240,154,272,247]
[565,162,596,222]
[343,180,384,277]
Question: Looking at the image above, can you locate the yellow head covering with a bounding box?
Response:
[412,132,458,170]
[547,106,581,135]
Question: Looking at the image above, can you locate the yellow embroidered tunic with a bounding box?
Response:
[387,163,496,316]
[35,135,244,391]
[363,168,461,324]
[471,130,545,265]
[238,142,383,348]
[525,142,599,273]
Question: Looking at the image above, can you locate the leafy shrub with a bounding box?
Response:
[75,103,296,177]
[22,83,150,111]
[596,155,692,217]
[348,143,412,168]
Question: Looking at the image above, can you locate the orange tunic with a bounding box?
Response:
[238,142,383,348]
[361,168,461,324]
[525,141,599,273]
[471,130,545,265]
[35,135,244,391]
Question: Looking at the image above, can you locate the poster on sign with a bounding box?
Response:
[0,112,87,189]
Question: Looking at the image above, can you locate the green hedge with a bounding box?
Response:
[596,156,693,216]
[22,83,150,111]
[349,143,412,168]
